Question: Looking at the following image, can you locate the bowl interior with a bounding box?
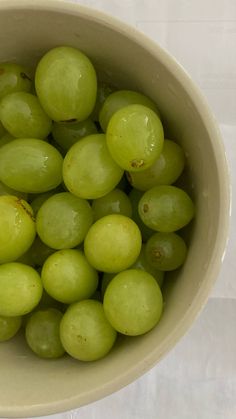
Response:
[0,2,229,417]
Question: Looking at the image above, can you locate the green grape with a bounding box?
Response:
[25,308,65,358]
[0,121,6,137]
[129,188,154,242]
[101,273,115,299]
[42,249,98,304]
[30,236,55,266]
[0,180,28,200]
[0,132,14,148]
[99,90,160,132]
[127,140,185,190]
[138,185,195,232]
[52,118,97,151]
[92,188,132,221]
[84,214,142,273]
[0,63,32,99]
[0,196,36,263]
[36,192,93,249]
[92,83,115,122]
[35,46,97,122]
[106,104,164,172]
[60,300,117,361]
[145,232,187,271]
[0,263,42,316]
[132,245,164,286]
[30,191,56,215]
[0,315,22,341]
[63,134,123,199]
[103,269,163,336]
[0,138,63,193]
[0,92,52,139]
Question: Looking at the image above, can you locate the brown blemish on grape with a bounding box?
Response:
[77,334,87,342]
[143,204,149,213]
[151,248,162,260]
[17,198,35,222]
[20,72,32,82]
[130,159,144,169]
[125,171,132,185]
[60,118,77,123]
[0,68,4,75]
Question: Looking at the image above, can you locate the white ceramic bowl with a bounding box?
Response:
[0,1,230,417]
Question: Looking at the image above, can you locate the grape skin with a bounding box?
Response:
[106,104,164,172]
[35,46,97,122]
[138,185,195,232]
[84,214,142,273]
[25,308,65,359]
[60,300,117,361]
[0,138,63,193]
[0,196,36,264]
[63,134,123,199]
[103,269,163,336]
[36,192,93,249]
[0,92,52,139]
[0,263,43,317]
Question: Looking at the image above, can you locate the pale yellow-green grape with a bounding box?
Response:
[145,232,187,271]
[103,269,163,336]
[0,196,36,263]
[41,249,98,304]
[0,139,63,193]
[25,309,65,358]
[138,185,195,232]
[0,180,28,200]
[99,90,160,132]
[106,104,164,172]
[0,263,42,316]
[60,300,117,361]
[35,46,97,121]
[36,192,93,249]
[131,245,164,286]
[84,214,142,273]
[0,92,52,139]
[63,134,123,199]
[0,315,22,341]
[52,119,97,151]
[92,188,132,221]
[0,63,32,99]
[127,140,185,190]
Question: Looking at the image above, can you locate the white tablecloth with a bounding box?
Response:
[32,1,236,418]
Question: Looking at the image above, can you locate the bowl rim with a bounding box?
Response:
[0,0,231,417]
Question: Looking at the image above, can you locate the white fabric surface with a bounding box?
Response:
[31,1,236,418]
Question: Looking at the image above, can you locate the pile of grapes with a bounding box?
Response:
[0,46,194,361]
